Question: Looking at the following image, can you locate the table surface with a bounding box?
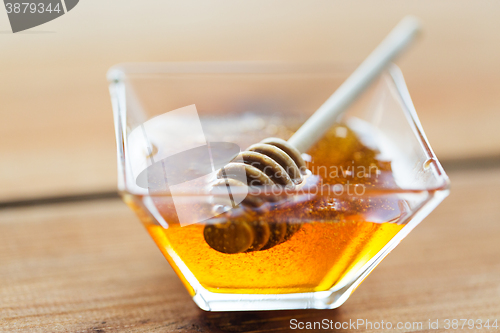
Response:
[1,169,499,332]
[1,1,500,332]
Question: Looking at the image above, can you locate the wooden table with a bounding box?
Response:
[1,168,499,332]
[1,1,500,332]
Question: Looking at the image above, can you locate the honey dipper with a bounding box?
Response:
[204,16,422,254]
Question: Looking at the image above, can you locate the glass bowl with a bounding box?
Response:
[108,62,449,311]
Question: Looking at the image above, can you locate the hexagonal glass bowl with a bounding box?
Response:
[108,62,449,311]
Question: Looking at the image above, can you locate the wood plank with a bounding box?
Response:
[1,169,499,332]
[1,2,500,198]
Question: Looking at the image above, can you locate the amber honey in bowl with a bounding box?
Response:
[132,122,406,295]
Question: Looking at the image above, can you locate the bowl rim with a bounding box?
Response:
[109,62,450,197]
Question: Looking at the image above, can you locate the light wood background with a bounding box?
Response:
[1,1,499,332]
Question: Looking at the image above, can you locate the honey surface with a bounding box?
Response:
[135,122,407,295]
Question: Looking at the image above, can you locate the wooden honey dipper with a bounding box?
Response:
[204,16,422,254]
[212,138,306,190]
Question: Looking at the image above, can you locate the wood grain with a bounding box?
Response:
[1,1,500,201]
[1,169,499,332]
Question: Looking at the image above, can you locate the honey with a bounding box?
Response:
[146,221,402,294]
[136,123,407,295]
